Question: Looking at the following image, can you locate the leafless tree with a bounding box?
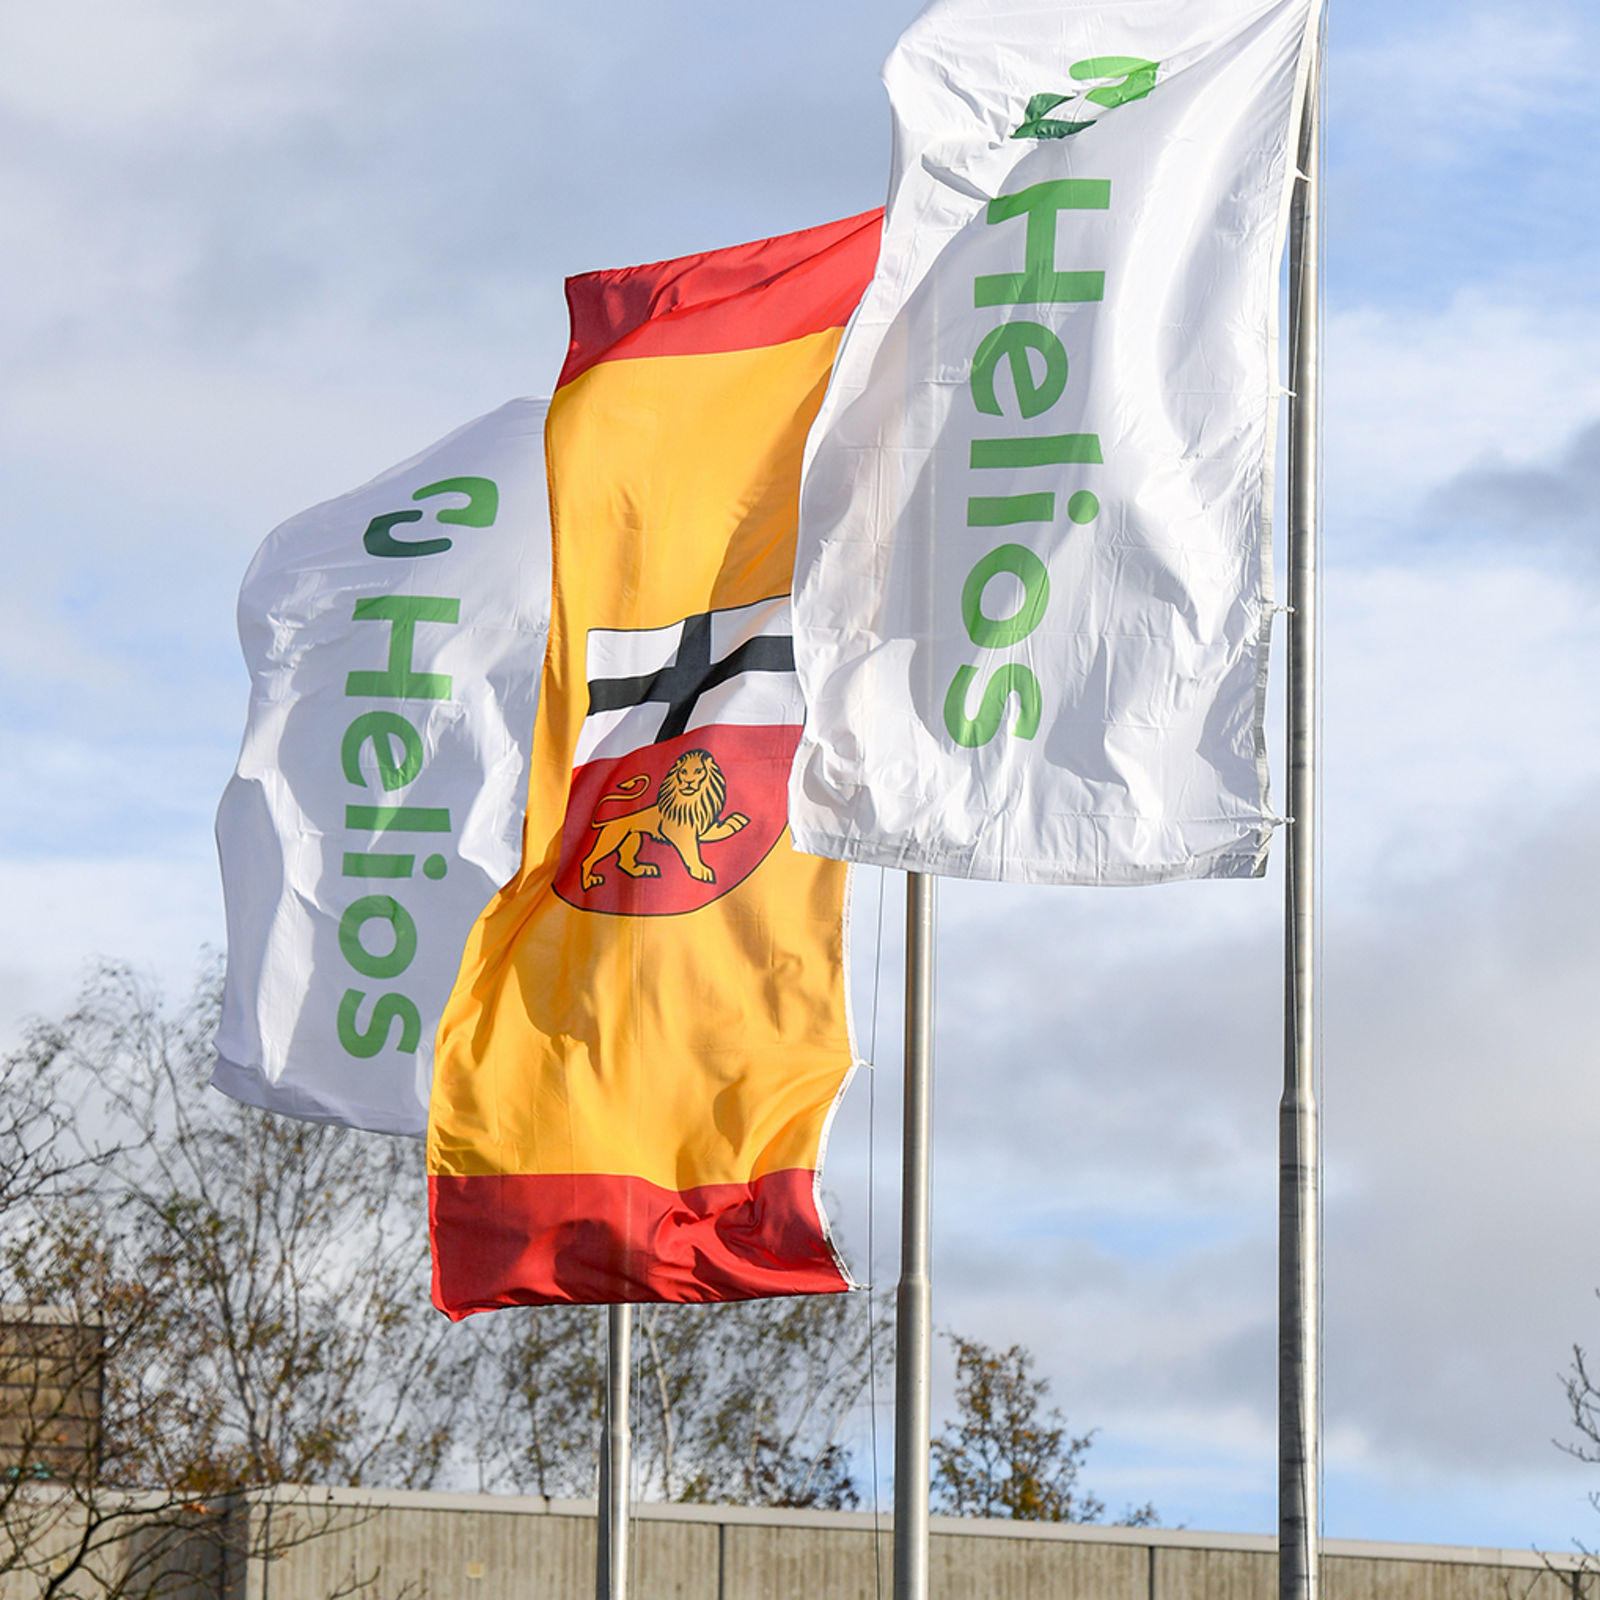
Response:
[632,1288,885,1508]
[464,1286,885,1510]
[1495,1343,1600,1600]
[459,1305,605,1499]
[1559,1333,1600,1595]
[0,956,901,1595]
[1564,1339,1600,1492]
[1,961,450,1597]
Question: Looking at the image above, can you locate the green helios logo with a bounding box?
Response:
[334,472,498,1059]
[362,475,499,557]
[1012,57,1159,140]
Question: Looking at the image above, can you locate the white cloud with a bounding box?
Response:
[0,4,241,135]
[1330,296,1600,536]
[1334,5,1592,159]
[1325,555,1600,889]
[5,0,1600,1553]
[0,855,223,1055]
[825,785,1600,1541]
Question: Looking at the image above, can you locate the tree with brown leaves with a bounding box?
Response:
[931,1333,1157,1527]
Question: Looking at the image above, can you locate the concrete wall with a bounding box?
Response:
[225,1488,1594,1600]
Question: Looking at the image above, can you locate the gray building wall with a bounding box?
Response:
[225,1488,1592,1600]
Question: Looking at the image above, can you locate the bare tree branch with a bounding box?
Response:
[1,961,460,1597]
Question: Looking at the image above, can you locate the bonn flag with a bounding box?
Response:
[790,0,1319,886]
[428,212,882,1311]
[214,400,551,1135]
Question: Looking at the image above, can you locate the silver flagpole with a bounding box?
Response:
[597,1303,632,1600]
[893,870,935,1600]
[1281,16,1323,1600]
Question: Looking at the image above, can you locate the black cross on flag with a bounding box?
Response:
[573,596,802,769]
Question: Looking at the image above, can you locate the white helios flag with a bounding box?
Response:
[214,398,552,1136]
[790,0,1319,885]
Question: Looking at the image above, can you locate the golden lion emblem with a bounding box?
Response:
[580,749,749,891]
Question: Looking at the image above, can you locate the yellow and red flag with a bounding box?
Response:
[428,211,883,1312]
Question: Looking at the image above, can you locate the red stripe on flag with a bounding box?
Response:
[429,1169,850,1315]
[556,209,883,388]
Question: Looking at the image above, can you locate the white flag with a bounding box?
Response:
[214,399,551,1135]
[790,0,1318,885]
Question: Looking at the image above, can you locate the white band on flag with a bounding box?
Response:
[573,596,802,768]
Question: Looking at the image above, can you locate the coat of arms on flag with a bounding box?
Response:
[556,597,801,915]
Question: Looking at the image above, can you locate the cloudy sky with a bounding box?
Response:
[6,0,1600,1554]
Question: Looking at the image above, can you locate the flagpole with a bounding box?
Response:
[1280,17,1323,1600]
[893,870,935,1600]
[596,1304,631,1600]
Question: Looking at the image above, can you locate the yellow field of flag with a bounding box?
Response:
[428,211,883,1310]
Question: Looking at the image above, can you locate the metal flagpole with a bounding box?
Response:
[596,1304,632,1600]
[893,870,935,1600]
[1281,15,1323,1600]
